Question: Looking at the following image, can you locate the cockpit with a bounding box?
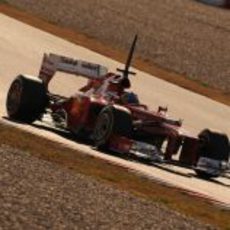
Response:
[120,92,140,105]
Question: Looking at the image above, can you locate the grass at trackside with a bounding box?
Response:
[0,122,229,229]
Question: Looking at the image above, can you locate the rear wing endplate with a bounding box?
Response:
[38,53,108,86]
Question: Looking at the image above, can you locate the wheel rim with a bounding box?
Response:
[7,81,23,115]
[94,112,112,142]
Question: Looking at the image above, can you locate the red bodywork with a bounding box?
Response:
[39,53,200,165]
[6,36,229,178]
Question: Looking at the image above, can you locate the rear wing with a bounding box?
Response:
[38,53,108,87]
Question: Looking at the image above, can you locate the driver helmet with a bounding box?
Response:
[121,92,139,104]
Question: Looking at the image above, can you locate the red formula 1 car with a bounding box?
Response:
[6,35,230,178]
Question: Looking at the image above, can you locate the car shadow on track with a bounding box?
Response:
[2,116,230,187]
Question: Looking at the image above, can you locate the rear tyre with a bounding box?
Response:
[195,129,230,179]
[6,75,48,123]
[93,105,132,148]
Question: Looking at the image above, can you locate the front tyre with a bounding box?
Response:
[93,105,132,148]
[6,75,48,123]
[195,129,230,179]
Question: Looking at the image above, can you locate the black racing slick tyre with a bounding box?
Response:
[194,129,230,179]
[6,75,48,123]
[195,170,216,180]
[93,105,132,148]
[198,129,229,161]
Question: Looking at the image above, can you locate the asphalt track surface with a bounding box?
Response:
[0,14,229,206]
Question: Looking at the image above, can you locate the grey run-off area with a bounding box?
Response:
[0,146,215,229]
[6,0,230,92]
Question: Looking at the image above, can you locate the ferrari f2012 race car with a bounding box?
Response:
[6,35,230,178]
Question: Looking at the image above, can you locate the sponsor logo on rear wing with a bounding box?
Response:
[39,53,108,86]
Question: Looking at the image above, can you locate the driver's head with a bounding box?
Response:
[121,92,139,104]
